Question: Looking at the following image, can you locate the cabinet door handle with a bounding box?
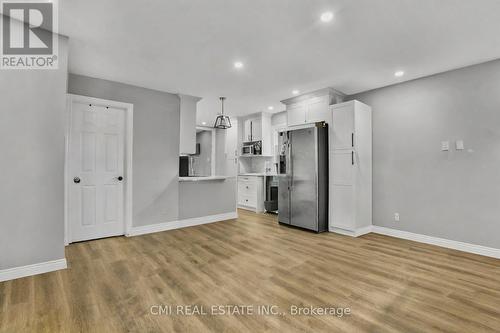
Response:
[351,133,354,148]
[351,151,354,165]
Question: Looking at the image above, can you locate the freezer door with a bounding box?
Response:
[278,132,291,224]
[290,127,318,230]
[278,175,290,224]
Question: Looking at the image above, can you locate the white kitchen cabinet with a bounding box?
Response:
[287,102,306,126]
[331,102,355,150]
[329,100,372,236]
[243,119,252,142]
[332,150,354,185]
[331,185,355,231]
[283,88,345,127]
[238,112,272,155]
[260,113,272,156]
[238,175,264,212]
[243,117,262,142]
[251,117,262,141]
[178,94,202,155]
[306,95,331,124]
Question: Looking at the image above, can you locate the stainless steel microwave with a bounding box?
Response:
[241,144,254,155]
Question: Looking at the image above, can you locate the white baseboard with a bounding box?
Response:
[0,258,67,282]
[371,226,500,259]
[127,211,238,237]
[330,225,372,237]
[237,205,265,213]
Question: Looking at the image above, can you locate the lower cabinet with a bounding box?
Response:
[331,150,355,230]
[238,176,264,212]
[331,185,355,231]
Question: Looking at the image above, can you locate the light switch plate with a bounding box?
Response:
[441,141,449,151]
[456,140,464,150]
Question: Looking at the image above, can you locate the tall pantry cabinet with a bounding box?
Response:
[329,101,372,236]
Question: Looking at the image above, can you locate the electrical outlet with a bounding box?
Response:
[394,213,400,222]
[441,141,449,151]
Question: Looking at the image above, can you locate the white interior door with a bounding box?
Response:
[68,102,126,242]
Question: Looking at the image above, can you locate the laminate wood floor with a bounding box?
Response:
[1,209,500,332]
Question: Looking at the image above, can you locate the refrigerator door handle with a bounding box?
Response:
[287,138,292,190]
[352,150,354,165]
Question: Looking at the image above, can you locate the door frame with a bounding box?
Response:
[64,94,134,245]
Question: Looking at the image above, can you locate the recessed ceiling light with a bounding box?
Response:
[394,70,405,77]
[320,11,334,23]
[234,61,244,69]
[292,90,300,95]
[202,121,207,125]
[267,106,274,110]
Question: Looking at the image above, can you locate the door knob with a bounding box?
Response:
[73,177,80,184]
[117,176,123,181]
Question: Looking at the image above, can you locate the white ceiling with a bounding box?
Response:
[60,0,500,124]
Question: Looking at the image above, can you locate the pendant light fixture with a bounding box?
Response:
[213,97,232,129]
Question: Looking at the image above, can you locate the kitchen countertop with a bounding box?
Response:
[178,176,231,182]
[238,173,278,177]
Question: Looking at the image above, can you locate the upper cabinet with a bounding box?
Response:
[178,94,202,155]
[330,102,355,150]
[243,119,252,142]
[286,102,306,126]
[243,117,262,142]
[281,88,346,126]
[307,95,331,123]
[252,118,262,141]
[238,112,272,155]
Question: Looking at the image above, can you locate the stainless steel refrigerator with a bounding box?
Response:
[278,123,329,232]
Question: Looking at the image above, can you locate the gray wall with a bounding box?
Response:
[0,35,69,270]
[68,74,237,228]
[68,74,180,227]
[351,59,500,248]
